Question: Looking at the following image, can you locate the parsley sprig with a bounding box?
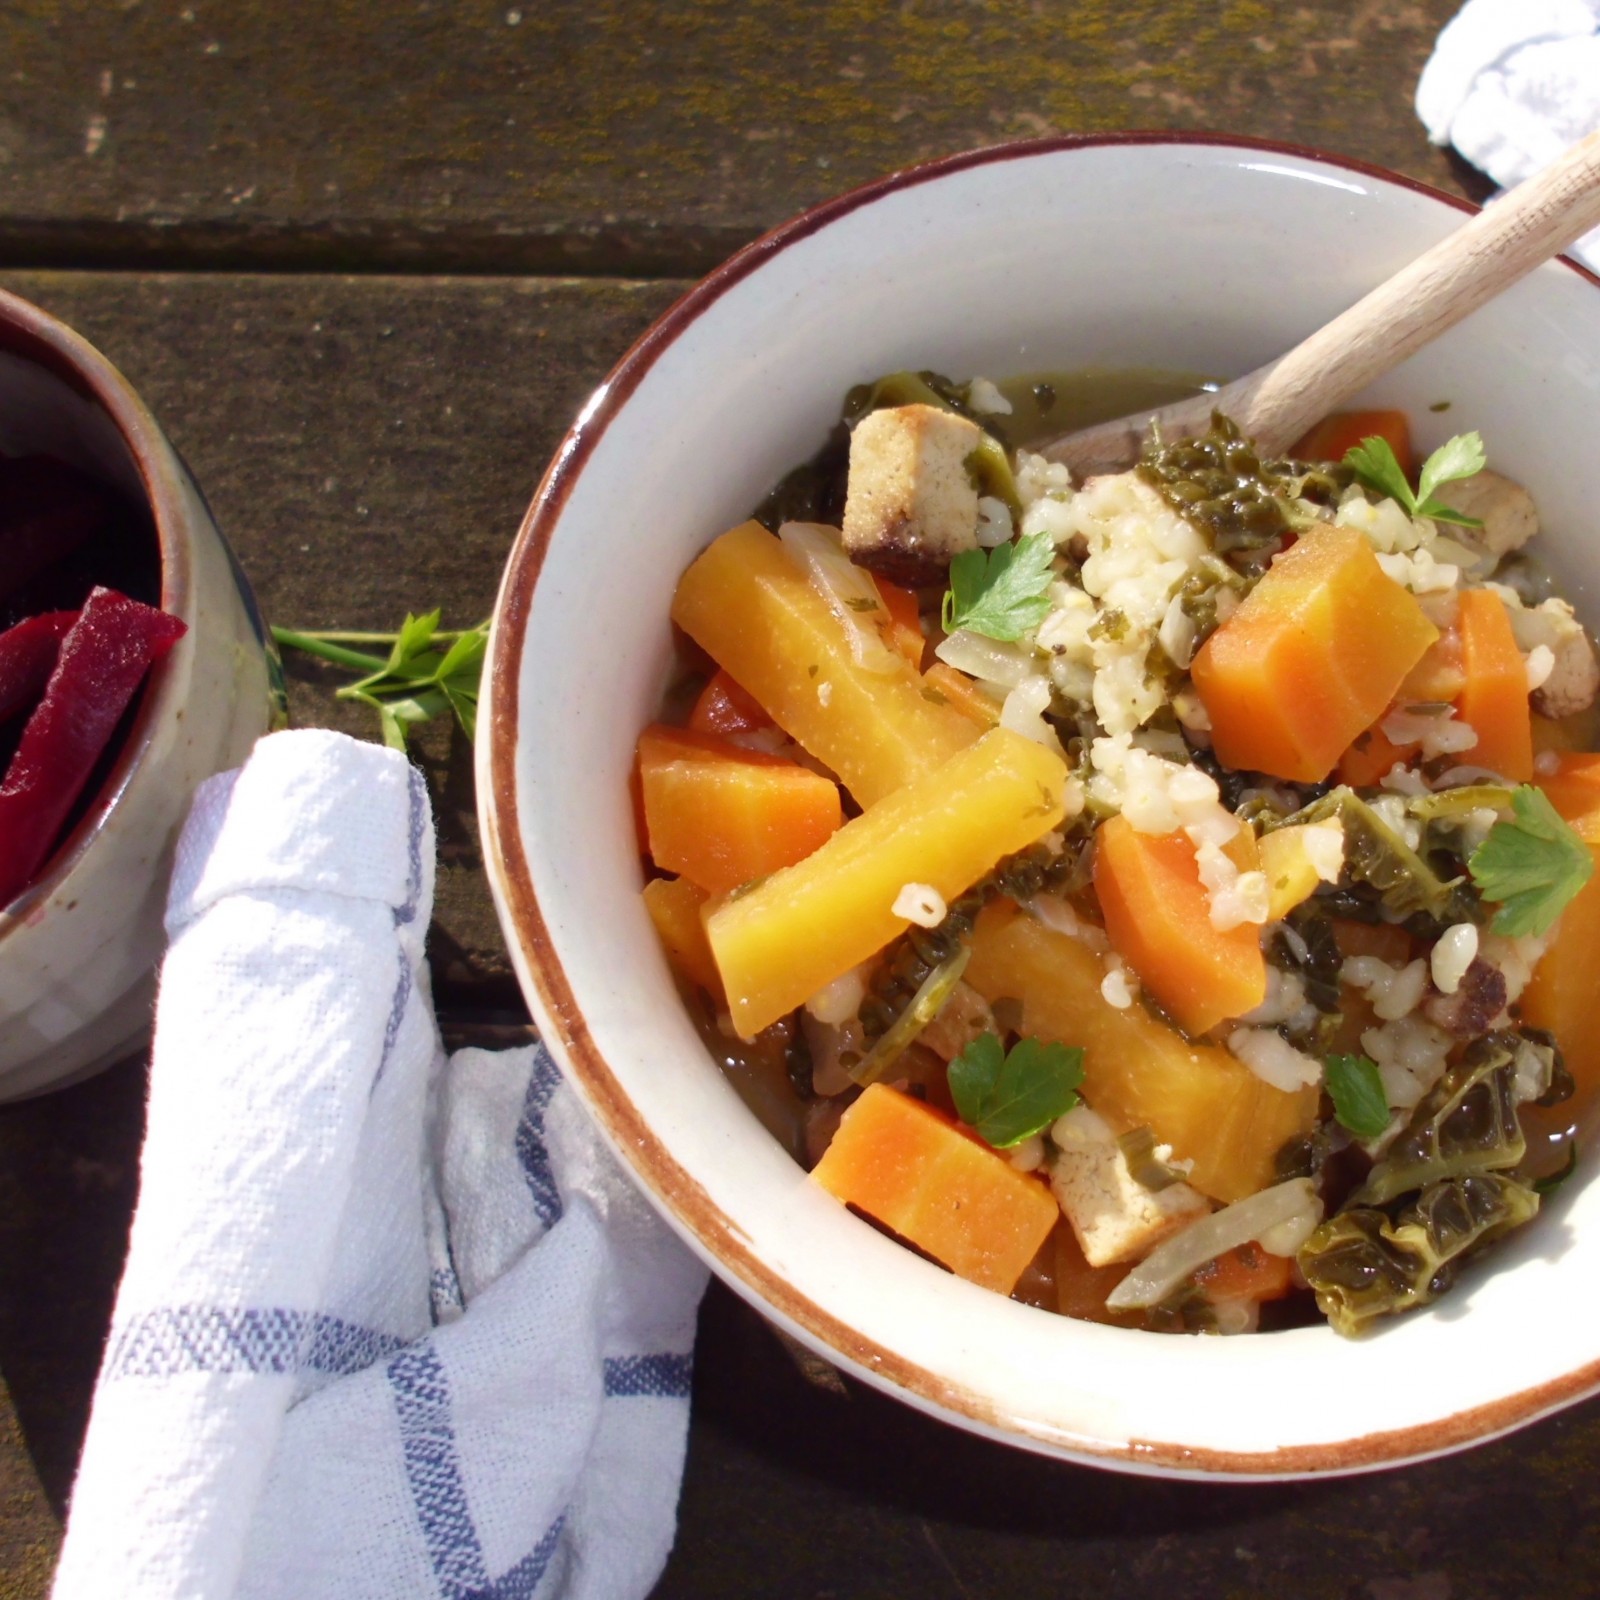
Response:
[947,1031,1084,1149]
[1324,1053,1390,1140]
[1467,784,1594,937]
[272,611,489,751]
[1344,431,1486,529]
[941,530,1055,641]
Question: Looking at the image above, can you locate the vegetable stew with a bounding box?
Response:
[635,376,1600,1338]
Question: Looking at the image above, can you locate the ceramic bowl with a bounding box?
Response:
[479,134,1600,1475]
[0,286,279,1099]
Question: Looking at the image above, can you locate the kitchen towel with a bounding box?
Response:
[51,727,708,1600]
[1418,0,1600,269]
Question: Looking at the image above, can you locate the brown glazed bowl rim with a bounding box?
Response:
[481,132,1600,1476]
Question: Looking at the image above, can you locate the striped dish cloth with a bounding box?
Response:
[51,728,708,1600]
[1418,0,1600,269]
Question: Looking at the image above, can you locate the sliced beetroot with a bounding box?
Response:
[0,587,186,908]
[0,457,118,608]
[0,611,78,724]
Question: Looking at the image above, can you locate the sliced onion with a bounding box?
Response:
[1157,591,1197,669]
[935,628,1035,688]
[1105,1178,1322,1310]
[1000,675,1065,753]
[778,521,902,675]
[1432,765,1512,789]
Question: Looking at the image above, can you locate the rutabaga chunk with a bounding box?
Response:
[1048,1106,1210,1267]
[965,903,1319,1203]
[671,520,979,809]
[842,404,982,586]
[706,729,1073,1037]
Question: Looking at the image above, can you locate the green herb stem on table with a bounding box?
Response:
[271,611,489,751]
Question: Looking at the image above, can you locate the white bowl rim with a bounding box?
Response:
[479,131,1600,1477]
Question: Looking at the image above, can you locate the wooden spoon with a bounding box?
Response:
[1039,133,1600,477]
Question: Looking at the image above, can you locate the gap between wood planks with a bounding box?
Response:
[0,220,758,281]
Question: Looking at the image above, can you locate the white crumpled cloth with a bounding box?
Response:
[1418,0,1600,269]
[51,728,708,1600]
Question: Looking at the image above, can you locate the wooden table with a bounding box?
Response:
[5,4,1600,1596]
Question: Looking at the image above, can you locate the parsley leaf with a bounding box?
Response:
[1416,432,1487,509]
[1468,784,1595,937]
[1344,431,1486,529]
[272,611,490,751]
[940,530,1055,642]
[1324,1053,1390,1140]
[947,1031,1084,1149]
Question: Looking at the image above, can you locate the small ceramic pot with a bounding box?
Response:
[480,135,1600,1475]
[0,286,279,1098]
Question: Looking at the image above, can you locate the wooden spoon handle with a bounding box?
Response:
[1042,133,1600,475]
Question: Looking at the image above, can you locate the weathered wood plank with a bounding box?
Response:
[0,0,1475,273]
[0,269,686,996]
[0,1375,57,1600]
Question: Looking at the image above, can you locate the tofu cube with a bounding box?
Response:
[1048,1106,1210,1267]
[1508,595,1600,719]
[842,404,982,586]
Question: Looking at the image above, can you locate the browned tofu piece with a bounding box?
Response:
[1431,468,1538,560]
[842,404,981,586]
[1048,1106,1210,1267]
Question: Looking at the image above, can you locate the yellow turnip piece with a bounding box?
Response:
[670,520,978,807]
[964,902,1317,1203]
[706,728,1071,1037]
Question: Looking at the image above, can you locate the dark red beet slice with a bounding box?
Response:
[0,587,186,908]
[0,611,78,724]
[0,457,117,608]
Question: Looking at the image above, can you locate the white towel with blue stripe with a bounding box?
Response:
[1418,0,1600,269]
[50,728,709,1600]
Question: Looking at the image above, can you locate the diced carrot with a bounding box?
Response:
[642,875,723,999]
[1333,918,1414,966]
[1337,724,1418,788]
[1521,754,1600,1157]
[921,662,1002,728]
[1192,1242,1294,1305]
[872,574,926,669]
[1092,813,1266,1037]
[1290,410,1414,477]
[1340,616,1463,785]
[688,668,773,737]
[811,1082,1060,1295]
[1190,524,1438,783]
[1454,588,1533,782]
[637,723,842,896]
